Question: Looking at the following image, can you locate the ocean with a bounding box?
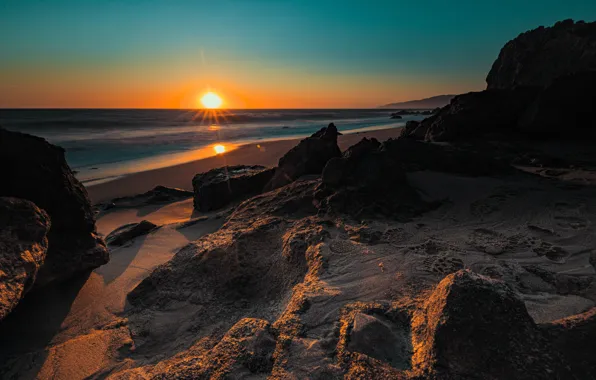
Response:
[0,109,424,186]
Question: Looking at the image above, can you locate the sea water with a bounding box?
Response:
[0,109,424,185]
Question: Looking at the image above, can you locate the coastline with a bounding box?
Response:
[86,126,404,203]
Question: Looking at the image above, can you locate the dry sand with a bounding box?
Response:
[87,128,405,203]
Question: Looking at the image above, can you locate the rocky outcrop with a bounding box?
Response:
[265,123,342,190]
[412,270,571,379]
[0,197,50,321]
[114,318,276,379]
[97,186,193,212]
[487,19,596,90]
[105,220,158,247]
[192,165,275,211]
[519,70,596,137]
[401,20,596,142]
[319,137,431,219]
[0,128,109,286]
[400,88,539,141]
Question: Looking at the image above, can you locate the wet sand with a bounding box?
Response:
[87,128,404,203]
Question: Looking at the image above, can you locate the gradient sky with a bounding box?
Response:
[1,0,595,109]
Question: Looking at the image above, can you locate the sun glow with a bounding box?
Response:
[214,144,226,154]
[200,92,223,109]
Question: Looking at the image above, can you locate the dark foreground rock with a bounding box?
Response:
[400,88,539,141]
[265,123,342,191]
[412,270,571,379]
[97,186,194,212]
[0,198,50,321]
[0,128,109,286]
[192,165,275,211]
[105,220,158,247]
[487,19,596,90]
[519,70,596,137]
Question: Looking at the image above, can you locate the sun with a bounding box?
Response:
[200,92,223,109]
[213,144,226,154]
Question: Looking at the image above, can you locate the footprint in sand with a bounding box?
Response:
[329,239,358,254]
[382,228,414,246]
[407,239,461,256]
[419,254,464,275]
[469,187,524,218]
[554,216,589,230]
[468,228,519,255]
[532,242,569,263]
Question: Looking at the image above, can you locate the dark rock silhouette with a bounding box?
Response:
[105,220,158,247]
[0,197,50,320]
[192,165,275,211]
[0,128,109,286]
[412,270,571,379]
[265,123,342,190]
[519,70,596,137]
[401,88,539,141]
[401,20,596,142]
[487,19,596,90]
[97,185,193,212]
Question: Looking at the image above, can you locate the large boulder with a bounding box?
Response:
[0,197,50,320]
[319,138,432,219]
[519,70,596,137]
[265,123,342,190]
[487,19,596,90]
[0,128,109,286]
[401,88,539,141]
[412,270,571,379]
[192,165,275,211]
[97,185,193,212]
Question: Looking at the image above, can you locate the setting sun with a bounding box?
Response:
[200,92,223,109]
[213,144,226,154]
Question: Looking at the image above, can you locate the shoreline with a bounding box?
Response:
[86,126,404,203]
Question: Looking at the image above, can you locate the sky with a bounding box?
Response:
[1,0,595,109]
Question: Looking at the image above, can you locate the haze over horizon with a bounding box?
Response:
[1,0,595,109]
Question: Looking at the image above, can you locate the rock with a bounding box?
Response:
[403,88,539,141]
[0,198,50,320]
[348,313,411,369]
[487,19,596,90]
[544,308,596,378]
[99,186,193,211]
[389,114,403,119]
[519,71,596,137]
[412,270,571,379]
[398,120,426,140]
[0,128,109,286]
[115,318,276,379]
[265,123,342,191]
[319,138,431,219]
[192,165,275,212]
[105,220,158,247]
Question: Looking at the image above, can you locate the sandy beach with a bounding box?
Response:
[87,128,404,203]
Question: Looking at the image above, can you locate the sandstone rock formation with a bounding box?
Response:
[0,197,50,321]
[192,165,275,211]
[0,128,109,286]
[265,123,341,190]
[487,19,596,90]
[412,270,571,379]
[105,220,158,247]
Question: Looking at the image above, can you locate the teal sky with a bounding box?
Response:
[1,0,595,108]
